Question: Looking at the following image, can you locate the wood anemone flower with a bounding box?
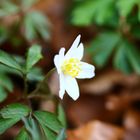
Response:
[54,35,95,100]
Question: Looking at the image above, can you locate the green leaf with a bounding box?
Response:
[27,67,44,81]
[23,11,50,41]
[113,41,133,74]
[41,125,57,140]
[126,43,140,74]
[56,129,66,140]
[26,44,42,72]
[23,12,37,41]
[21,0,38,9]
[0,1,19,17]
[0,26,8,44]
[70,0,115,26]
[0,117,20,134]
[57,104,66,127]
[0,86,7,102]
[114,40,140,74]
[131,26,140,39]
[15,128,30,140]
[0,50,22,72]
[34,111,63,133]
[22,117,40,140]
[88,32,120,67]
[0,74,13,92]
[0,103,31,119]
[117,0,137,17]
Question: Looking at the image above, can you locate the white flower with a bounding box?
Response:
[54,35,95,100]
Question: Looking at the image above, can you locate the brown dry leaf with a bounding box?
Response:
[67,121,124,140]
[64,94,123,127]
[81,70,140,95]
[123,110,140,131]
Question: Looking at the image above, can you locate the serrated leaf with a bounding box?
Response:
[88,32,120,67]
[0,50,22,72]
[57,104,66,127]
[0,103,31,119]
[70,0,115,26]
[0,86,7,102]
[41,125,57,140]
[26,44,42,72]
[29,11,50,40]
[0,117,20,134]
[15,128,30,140]
[23,11,50,41]
[34,111,63,133]
[113,41,133,74]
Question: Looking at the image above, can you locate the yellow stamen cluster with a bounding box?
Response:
[61,58,81,77]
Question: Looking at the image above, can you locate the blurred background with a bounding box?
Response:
[1,0,140,139]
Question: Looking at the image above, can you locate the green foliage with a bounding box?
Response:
[113,40,134,74]
[70,0,117,26]
[0,26,8,44]
[88,31,140,74]
[0,74,13,92]
[0,73,13,102]
[0,117,20,134]
[21,0,38,10]
[0,50,23,72]
[0,0,50,46]
[56,129,66,140]
[0,103,30,135]
[34,111,63,133]
[0,103,31,119]
[117,0,138,17]
[26,45,42,72]
[88,32,121,68]
[57,104,67,127]
[15,128,30,140]
[69,0,140,74]
[0,103,65,139]
[23,11,50,41]
[22,117,41,140]
[41,125,57,140]
[0,87,7,102]
[0,0,19,17]
[27,67,44,81]
[0,45,43,102]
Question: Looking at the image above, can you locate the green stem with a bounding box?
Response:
[23,74,28,97]
[29,68,56,96]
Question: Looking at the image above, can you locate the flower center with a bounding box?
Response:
[61,58,81,77]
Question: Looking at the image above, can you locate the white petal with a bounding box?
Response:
[59,48,65,64]
[65,75,79,100]
[54,54,62,74]
[59,73,65,99]
[65,43,84,60]
[54,48,65,74]
[76,62,95,79]
[76,43,84,60]
[65,35,81,58]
